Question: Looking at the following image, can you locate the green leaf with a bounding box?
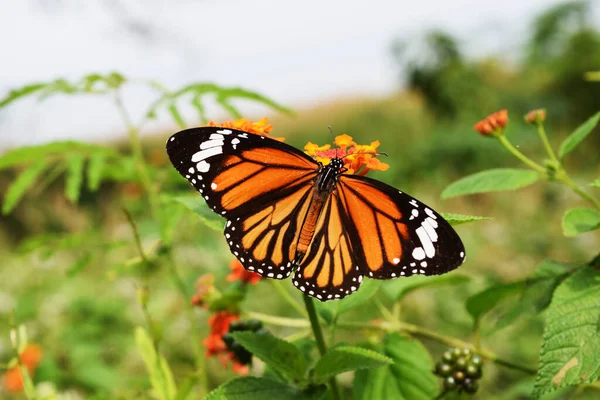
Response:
[174,375,197,400]
[440,212,492,226]
[165,195,223,232]
[533,267,600,397]
[353,334,438,400]
[441,168,539,199]
[2,160,49,214]
[558,111,600,159]
[204,377,323,400]
[230,331,307,381]
[590,178,600,188]
[87,152,106,191]
[383,274,470,302]
[312,346,392,384]
[0,141,118,170]
[168,103,186,129]
[562,207,600,236]
[316,279,381,323]
[135,327,177,400]
[0,83,47,108]
[65,154,85,203]
[466,282,523,321]
[495,260,573,330]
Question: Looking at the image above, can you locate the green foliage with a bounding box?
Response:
[316,279,381,323]
[533,267,600,397]
[590,178,600,188]
[311,346,392,384]
[65,154,85,203]
[466,282,524,322]
[383,274,470,302]
[441,168,540,199]
[230,331,307,382]
[204,377,325,400]
[562,207,600,236]
[440,213,492,226]
[164,194,224,232]
[2,160,49,214]
[558,111,600,159]
[353,334,438,400]
[135,327,177,400]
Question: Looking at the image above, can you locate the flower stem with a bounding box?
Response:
[536,124,559,163]
[248,311,537,375]
[270,280,307,317]
[497,135,546,174]
[303,295,342,400]
[556,170,600,209]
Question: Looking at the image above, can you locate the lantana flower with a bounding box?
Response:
[474,110,509,137]
[202,311,248,374]
[2,344,43,393]
[304,134,389,175]
[208,117,284,142]
[227,259,261,285]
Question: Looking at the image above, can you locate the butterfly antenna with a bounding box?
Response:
[328,126,338,158]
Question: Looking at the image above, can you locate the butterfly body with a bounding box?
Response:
[167,127,466,301]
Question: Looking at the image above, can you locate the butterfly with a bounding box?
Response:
[166,127,465,301]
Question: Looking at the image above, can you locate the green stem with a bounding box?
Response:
[556,170,600,209]
[536,124,559,163]
[303,296,342,400]
[270,280,307,317]
[249,312,537,375]
[497,135,546,174]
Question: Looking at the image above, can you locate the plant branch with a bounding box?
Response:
[303,296,342,400]
[556,170,600,209]
[536,123,559,163]
[497,135,546,174]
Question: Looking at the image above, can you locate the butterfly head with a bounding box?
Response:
[329,157,345,172]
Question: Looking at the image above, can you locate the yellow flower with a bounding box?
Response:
[208,118,284,141]
[304,142,331,156]
[334,134,355,148]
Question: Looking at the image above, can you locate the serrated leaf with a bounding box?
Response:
[558,111,600,159]
[204,377,323,400]
[533,267,600,397]
[165,195,223,232]
[590,178,600,188]
[312,346,392,384]
[466,282,524,321]
[562,207,600,236]
[65,154,85,203]
[87,152,106,191]
[353,334,438,400]
[495,260,573,330]
[2,160,49,214]
[441,168,539,199]
[230,331,307,381]
[440,212,492,226]
[135,327,177,400]
[383,274,470,302]
[316,279,381,323]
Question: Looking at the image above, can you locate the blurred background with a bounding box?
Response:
[1,0,600,398]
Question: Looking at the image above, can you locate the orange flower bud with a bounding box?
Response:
[474,110,509,137]
[524,109,546,125]
[227,259,261,285]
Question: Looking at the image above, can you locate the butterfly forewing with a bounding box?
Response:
[338,174,465,279]
[166,127,319,278]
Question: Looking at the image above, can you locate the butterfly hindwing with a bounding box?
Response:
[338,174,465,280]
[292,192,363,300]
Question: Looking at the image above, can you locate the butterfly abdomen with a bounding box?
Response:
[297,195,326,256]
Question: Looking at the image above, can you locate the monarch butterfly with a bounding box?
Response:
[166,127,465,301]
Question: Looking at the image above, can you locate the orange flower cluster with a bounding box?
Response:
[202,311,248,375]
[2,344,43,393]
[474,110,509,137]
[208,118,285,142]
[524,109,546,125]
[227,259,261,285]
[304,134,390,175]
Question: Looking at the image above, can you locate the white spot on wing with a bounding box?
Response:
[412,247,426,260]
[211,183,217,190]
[192,147,222,162]
[200,139,224,149]
[197,161,210,172]
[416,227,435,258]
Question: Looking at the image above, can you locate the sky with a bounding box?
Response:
[0,0,594,150]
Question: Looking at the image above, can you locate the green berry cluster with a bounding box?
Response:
[434,348,483,394]
[222,319,267,365]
